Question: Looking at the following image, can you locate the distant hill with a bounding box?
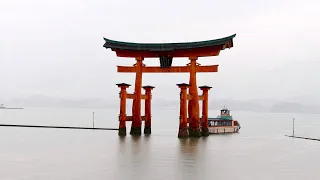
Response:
[3,95,320,114]
[6,95,118,109]
[269,102,320,114]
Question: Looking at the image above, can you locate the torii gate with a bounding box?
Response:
[103,34,236,138]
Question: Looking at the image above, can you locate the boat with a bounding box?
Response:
[208,107,241,134]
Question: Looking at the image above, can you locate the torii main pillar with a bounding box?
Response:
[188,57,201,137]
[130,57,144,135]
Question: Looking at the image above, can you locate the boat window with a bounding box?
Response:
[221,109,229,115]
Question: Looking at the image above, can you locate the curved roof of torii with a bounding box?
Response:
[103,34,236,58]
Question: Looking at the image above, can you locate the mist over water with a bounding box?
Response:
[0,108,319,179]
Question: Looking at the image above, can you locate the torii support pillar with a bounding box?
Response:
[199,85,212,137]
[143,85,155,135]
[177,83,190,138]
[116,83,131,136]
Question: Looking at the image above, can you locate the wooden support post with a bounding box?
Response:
[188,57,202,137]
[143,85,155,135]
[199,85,212,137]
[177,83,190,138]
[130,56,144,136]
[116,83,131,136]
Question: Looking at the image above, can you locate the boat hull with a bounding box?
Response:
[208,126,240,134]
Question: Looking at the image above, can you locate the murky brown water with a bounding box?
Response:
[0,108,319,179]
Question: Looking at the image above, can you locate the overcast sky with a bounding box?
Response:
[0,0,319,103]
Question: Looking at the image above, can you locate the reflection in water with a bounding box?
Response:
[118,136,126,144]
[116,135,212,179]
[179,138,200,153]
[115,135,153,180]
[178,138,209,179]
[130,136,142,155]
[118,136,126,155]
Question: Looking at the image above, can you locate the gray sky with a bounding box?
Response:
[0,0,319,103]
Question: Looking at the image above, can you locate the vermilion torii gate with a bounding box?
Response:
[103,34,236,138]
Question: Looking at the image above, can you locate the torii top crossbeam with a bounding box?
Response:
[103,34,236,58]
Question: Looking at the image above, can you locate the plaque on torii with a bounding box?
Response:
[103,34,236,138]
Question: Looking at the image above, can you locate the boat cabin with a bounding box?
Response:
[208,107,234,127]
